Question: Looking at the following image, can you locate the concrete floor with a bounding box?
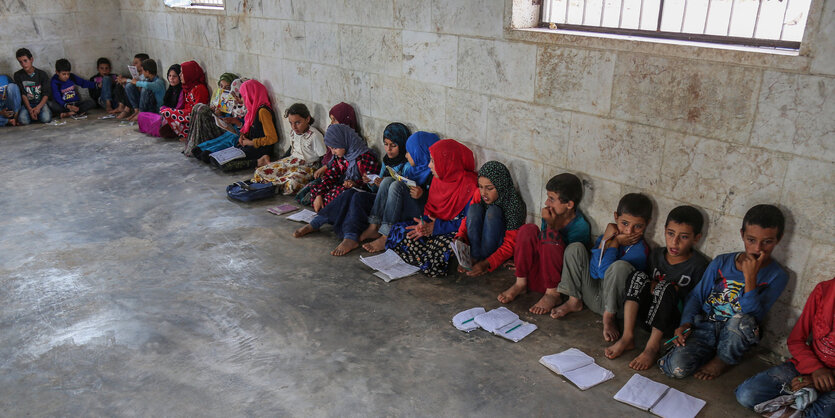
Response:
[0,114,766,417]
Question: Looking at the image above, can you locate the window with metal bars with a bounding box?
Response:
[164,0,224,8]
[541,0,811,49]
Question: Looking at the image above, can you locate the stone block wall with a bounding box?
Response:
[8,0,835,356]
[0,0,127,80]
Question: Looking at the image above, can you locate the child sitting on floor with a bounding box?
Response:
[604,205,710,371]
[0,75,21,127]
[385,139,478,277]
[191,78,247,162]
[659,204,788,380]
[160,61,209,141]
[115,53,150,119]
[735,277,834,417]
[217,80,278,171]
[14,48,52,124]
[182,72,238,156]
[498,173,591,314]
[123,58,166,120]
[552,193,652,342]
[88,57,118,113]
[250,103,325,195]
[293,122,408,257]
[453,161,526,277]
[49,58,97,119]
[361,130,438,253]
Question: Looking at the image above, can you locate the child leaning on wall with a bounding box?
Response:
[88,57,118,113]
[0,75,22,127]
[48,58,97,119]
[13,48,51,124]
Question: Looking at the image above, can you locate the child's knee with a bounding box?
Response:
[485,204,503,221]
[734,382,759,410]
[518,223,538,240]
[605,260,634,281]
[658,351,691,378]
[727,313,760,343]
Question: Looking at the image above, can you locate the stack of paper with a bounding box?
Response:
[452,307,485,332]
[539,348,615,390]
[286,209,318,223]
[457,307,536,343]
[267,204,299,216]
[614,373,706,418]
[359,249,421,282]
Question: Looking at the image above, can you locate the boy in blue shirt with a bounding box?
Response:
[659,204,788,380]
[48,59,96,118]
[552,193,652,342]
[0,75,22,127]
[122,58,166,120]
[498,173,591,315]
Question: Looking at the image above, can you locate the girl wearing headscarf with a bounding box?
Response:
[362,130,437,253]
[191,78,249,161]
[183,73,242,156]
[250,103,325,194]
[305,124,379,213]
[160,60,209,140]
[453,161,526,277]
[216,79,278,172]
[137,64,184,136]
[385,139,478,277]
[162,64,182,109]
[311,102,360,178]
[294,122,409,256]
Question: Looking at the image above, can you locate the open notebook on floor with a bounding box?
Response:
[210,146,245,165]
[614,373,706,418]
[359,249,420,282]
[539,348,615,390]
[286,209,317,223]
[469,307,537,342]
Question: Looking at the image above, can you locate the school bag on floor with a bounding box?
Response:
[226,180,278,202]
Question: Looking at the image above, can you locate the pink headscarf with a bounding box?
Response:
[239,80,271,134]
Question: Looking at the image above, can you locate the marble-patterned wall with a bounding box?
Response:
[0,0,127,81]
[20,0,835,356]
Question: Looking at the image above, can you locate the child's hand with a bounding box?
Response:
[406,217,434,239]
[466,260,490,277]
[738,252,764,283]
[29,108,38,119]
[67,104,79,113]
[314,165,327,179]
[603,223,619,241]
[791,375,814,392]
[409,186,423,199]
[0,109,13,118]
[223,117,240,126]
[343,179,356,189]
[541,206,556,228]
[374,177,382,186]
[616,231,642,246]
[672,325,691,347]
[238,135,252,147]
[811,367,835,392]
[361,174,370,184]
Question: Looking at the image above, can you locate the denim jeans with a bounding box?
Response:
[311,188,375,241]
[466,203,505,261]
[98,76,114,108]
[126,83,157,112]
[658,313,760,378]
[368,177,424,236]
[17,102,51,124]
[735,361,835,418]
[0,83,21,126]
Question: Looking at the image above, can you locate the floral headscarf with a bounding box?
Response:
[477,161,526,230]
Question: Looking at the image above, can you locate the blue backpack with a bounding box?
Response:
[226,180,277,202]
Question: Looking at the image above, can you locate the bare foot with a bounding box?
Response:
[293,224,315,238]
[128,109,140,121]
[116,110,130,119]
[603,312,620,342]
[694,357,729,380]
[256,155,270,167]
[359,224,381,242]
[629,346,660,371]
[604,336,635,359]
[551,297,583,319]
[331,239,359,256]
[530,290,562,315]
[362,235,387,253]
[497,279,526,304]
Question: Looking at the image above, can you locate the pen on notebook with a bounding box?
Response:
[505,324,522,334]
[664,328,690,345]
[461,318,474,324]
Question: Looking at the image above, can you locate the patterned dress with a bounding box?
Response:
[308,152,379,207]
[160,84,209,139]
[252,156,317,195]
[385,206,468,277]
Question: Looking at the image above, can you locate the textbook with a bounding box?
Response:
[386,166,417,187]
[216,89,234,114]
[452,307,485,332]
[539,348,615,390]
[127,65,139,79]
[210,146,245,165]
[450,239,473,270]
[267,204,299,216]
[359,249,421,282]
[613,373,705,418]
[286,209,317,223]
[471,307,537,343]
[213,114,237,134]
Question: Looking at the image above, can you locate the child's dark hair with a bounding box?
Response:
[666,205,704,235]
[96,57,112,67]
[742,204,785,240]
[141,58,157,76]
[616,193,653,221]
[16,48,32,59]
[134,53,150,61]
[545,173,583,207]
[284,103,314,124]
[55,58,71,73]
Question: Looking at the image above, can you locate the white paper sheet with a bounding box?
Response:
[650,387,706,418]
[496,320,537,342]
[613,373,670,410]
[360,249,421,281]
[286,209,318,223]
[209,146,245,165]
[539,348,596,374]
[562,363,615,390]
[450,239,473,270]
[452,307,486,332]
[473,307,519,334]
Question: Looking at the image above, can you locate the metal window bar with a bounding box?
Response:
[541,0,806,49]
[191,0,224,6]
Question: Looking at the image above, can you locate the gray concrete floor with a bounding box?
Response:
[0,114,765,417]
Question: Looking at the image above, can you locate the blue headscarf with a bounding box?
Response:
[324,124,372,180]
[405,131,440,186]
[382,122,411,168]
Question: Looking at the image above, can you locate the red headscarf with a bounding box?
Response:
[423,139,478,220]
[329,102,357,131]
[239,80,271,134]
[180,60,207,92]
